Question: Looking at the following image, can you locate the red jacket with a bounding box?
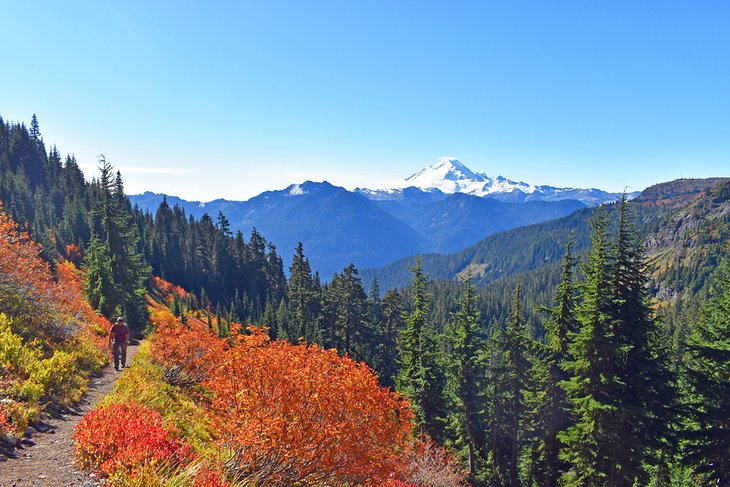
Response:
[110,323,129,344]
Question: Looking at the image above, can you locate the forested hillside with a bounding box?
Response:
[365,178,730,298]
[1,115,728,485]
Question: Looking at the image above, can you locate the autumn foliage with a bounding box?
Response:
[205,326,414,485]
[0,207,107,436]
[73,402,193,476]
[74,277,460,485]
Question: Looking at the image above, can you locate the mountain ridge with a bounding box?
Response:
[358,157,638,205]
[362,177,730,293]
[130,180,587,277]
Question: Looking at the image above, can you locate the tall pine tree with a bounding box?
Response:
[529,236,578,487]
[682,254,730,483]
[397,258,447,442]
[445,272,488,480]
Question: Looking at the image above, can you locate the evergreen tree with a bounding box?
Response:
[89,156,150,331]
[396,259,447,442]
[528,236,578,487]
[560,209,624,486]
[325,264,369,359]
[488,283,530,487]
[83,233,116,316]
[682,254,730,483]
[610,195,677,484]
[375,288,405,388]
[288,242,319,342]
[445,273,487,480]
[29,114,40,140]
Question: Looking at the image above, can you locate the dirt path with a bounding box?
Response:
[0,344,139,487]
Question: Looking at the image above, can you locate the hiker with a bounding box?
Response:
[109,316,130,371]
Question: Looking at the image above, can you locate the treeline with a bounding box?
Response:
[392,200,727,485]
[0,115,289,330]
[3,115,727,484]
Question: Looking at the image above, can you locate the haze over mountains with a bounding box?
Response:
[130,158,634,277]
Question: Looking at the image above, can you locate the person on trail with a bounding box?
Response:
[109,316,130,371]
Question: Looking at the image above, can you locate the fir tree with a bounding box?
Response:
[397,258,448,442]
[86,156,150,330]
[560,208,624,487]
[489,283,530,487]
[682,254,730,483]
[288,242,318,342]
[376,288,405,388]
[529,236,578,487]
[83,233,115,316]
[445,272,487,480]
[610,195,677,484]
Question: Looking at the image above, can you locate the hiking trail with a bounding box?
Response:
[0,344,139,487]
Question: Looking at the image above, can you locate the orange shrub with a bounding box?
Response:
[0,409,10,436]
[73,402,193,476]
[0,208,59,339]
[205,326,414,486]
[150,316,224,387]
[150,276,191,303]
[194,467,231,487]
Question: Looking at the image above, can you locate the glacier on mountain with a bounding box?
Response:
[359,157,633,206]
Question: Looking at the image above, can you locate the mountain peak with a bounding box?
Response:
[363,157,632,206]
[403,157,487,194]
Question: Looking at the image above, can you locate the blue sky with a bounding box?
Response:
[1,1,728,201]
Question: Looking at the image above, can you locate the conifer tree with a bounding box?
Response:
[29,114,41,140]
[89,156,150,330]
[445,273,487,480]
[288,242,318,342]
[83,233,116,317]
[327,264,369,359]
[489,283,530,487]
[560,208,624,486]
[376,288,405,388]
[610,195,677,483]
[682,254,730,483]
[397,259,447,442]
[529,236,578,487]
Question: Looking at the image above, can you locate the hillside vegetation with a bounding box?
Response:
[0,207,107,454]
[1,114,728,485]
[365,178,730,300]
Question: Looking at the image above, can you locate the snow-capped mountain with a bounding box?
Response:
[359,157,635,206]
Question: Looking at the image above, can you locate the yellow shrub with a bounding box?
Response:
[0,313,43,375]
[30,350,87,405]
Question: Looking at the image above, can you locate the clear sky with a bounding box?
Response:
[1,1,728,201]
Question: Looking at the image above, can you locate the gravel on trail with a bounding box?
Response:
[0,344,139,487]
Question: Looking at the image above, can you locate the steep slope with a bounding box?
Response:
[228,181,423,278]
[375,192,585,253]
[133,182,423,278]
[131,183,585,275]
[364,178,730,296]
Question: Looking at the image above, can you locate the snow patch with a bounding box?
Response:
[289,184,308,196]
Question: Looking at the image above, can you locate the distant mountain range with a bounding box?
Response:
[358,157,637,204]
[130,158,637,277]
[362,177,730,293]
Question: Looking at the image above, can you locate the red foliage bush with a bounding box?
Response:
[194,467,230,487]
[206,326,414,486]
[149,313,224,387]
[73,402,193,476]
[0,409,10,436]
[150,276,191,303]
